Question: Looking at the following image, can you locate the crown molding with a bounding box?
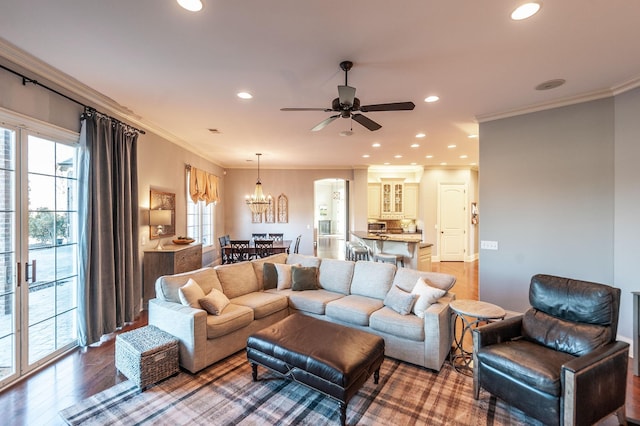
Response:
[477,74,640,124]
[0,37,221,164]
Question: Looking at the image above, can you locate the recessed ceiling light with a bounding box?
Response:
[535,79,566,91]
[440,162,447,166]
[362,154,370,158]
[383,162,390,165]
[177,0,203,12]
[411,143,420,148]
[424,96,439,103]
[468,134,478,139]
[470,162,477,166]
[410,162,417,165]
[237,92,253,99]
[372,143,381,148]
[511,2,541,20]
[415,133,426,138]
[425,155,433,159]
[394,155,402,159]
[459,155,468,159]
[448,144,457,149]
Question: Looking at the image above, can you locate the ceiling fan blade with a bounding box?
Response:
[352,113,382,131]
[338,85,356,106]
[281,107,332,112]
[360,101,415,112]
[311,115,339,132]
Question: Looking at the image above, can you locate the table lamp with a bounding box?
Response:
[150,209,172,250]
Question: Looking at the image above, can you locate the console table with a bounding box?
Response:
[143,244,202,305]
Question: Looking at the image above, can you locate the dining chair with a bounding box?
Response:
[252,233,267,239]
[229,240,250,263]
[268,233,284,241]
[253,239,274,259]
[218,236,230,264]
[292,234,302,254]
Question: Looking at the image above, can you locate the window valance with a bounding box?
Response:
[188,166,220,205]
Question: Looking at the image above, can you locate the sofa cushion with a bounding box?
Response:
[215,262,259,299]
[325,295,384,326]
[370,307,425,341]
[291,266,319,291]
[477,339,575,396]
[178,278,206,309]
[198,288,230,315]
[411,277,447,318]
[392,268,456,293]
[230,292,289,319]
[318,258,354,295]
[205,303,254,339]
[275,263,296,290]
[252,253,287,289]
[350,261,396,300]
[156,267,223,303]
[383,285,417,315]
[286,253,321,268]
[288,289,345,315]
[262,263,278,290]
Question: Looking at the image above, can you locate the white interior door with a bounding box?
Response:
[439,183,466,261]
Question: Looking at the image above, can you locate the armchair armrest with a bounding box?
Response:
[562,341,629,425]
[472,315,523,349]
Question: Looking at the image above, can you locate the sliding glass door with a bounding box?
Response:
[0,118,79,390]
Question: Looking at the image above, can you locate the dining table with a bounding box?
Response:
[223,239,292,262]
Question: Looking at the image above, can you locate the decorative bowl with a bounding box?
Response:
[172,238,195,245]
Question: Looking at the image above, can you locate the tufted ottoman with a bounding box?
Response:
[115,325,179,390]
[247,314,385,426]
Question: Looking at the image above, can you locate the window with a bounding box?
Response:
[186,171,214,247]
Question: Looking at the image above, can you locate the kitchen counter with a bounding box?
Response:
[351,232,433,271]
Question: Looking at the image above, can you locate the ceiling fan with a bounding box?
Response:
[281,61,415,132]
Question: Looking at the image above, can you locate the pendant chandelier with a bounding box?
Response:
[245,153,271,214]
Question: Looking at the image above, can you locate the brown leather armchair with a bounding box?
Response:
[472,274,628,426]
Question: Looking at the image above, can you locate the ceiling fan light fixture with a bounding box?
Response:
[339,130,354,137]
[177,0,203,12]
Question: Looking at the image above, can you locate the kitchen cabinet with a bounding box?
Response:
[368,183,381,219]
[381,179,404,219]
[403,183,419,219]
[417,244,432,272]
[143,243,202,304]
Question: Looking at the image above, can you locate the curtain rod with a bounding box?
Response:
[0,63,146,135]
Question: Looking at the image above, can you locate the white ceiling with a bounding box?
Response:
[1,0,639,169]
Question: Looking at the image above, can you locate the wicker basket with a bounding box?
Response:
[115,325,179,389]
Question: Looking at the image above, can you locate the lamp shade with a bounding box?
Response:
[149,209,172,226]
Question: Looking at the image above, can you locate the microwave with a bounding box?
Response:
[367,222,387,234]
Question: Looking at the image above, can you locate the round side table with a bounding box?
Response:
[450,299,505,376]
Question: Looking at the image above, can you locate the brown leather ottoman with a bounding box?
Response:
[247,313,385,426]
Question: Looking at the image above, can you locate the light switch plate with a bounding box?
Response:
[480,240,498,250]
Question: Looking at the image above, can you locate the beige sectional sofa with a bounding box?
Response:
[148,252,456,373]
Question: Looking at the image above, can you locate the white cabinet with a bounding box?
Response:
[368,183,381,219]
[404,183,419,219]
[381,179,404,219]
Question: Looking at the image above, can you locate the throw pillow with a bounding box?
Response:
[412,277,447,318]
[275,263,295,290]
[198,288,230,315]
[263,262,278,290]
[384,285,418,315]
[178,278,206,309]
[291,266,319,291]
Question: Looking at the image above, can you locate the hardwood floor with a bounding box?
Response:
[0,260,637,425]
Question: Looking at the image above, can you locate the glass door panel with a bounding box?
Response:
[26,135,78,367]
[0,127,16,385]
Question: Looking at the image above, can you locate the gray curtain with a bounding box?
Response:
[78,111,141,346]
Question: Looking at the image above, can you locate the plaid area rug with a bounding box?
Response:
[60,351,539,425]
